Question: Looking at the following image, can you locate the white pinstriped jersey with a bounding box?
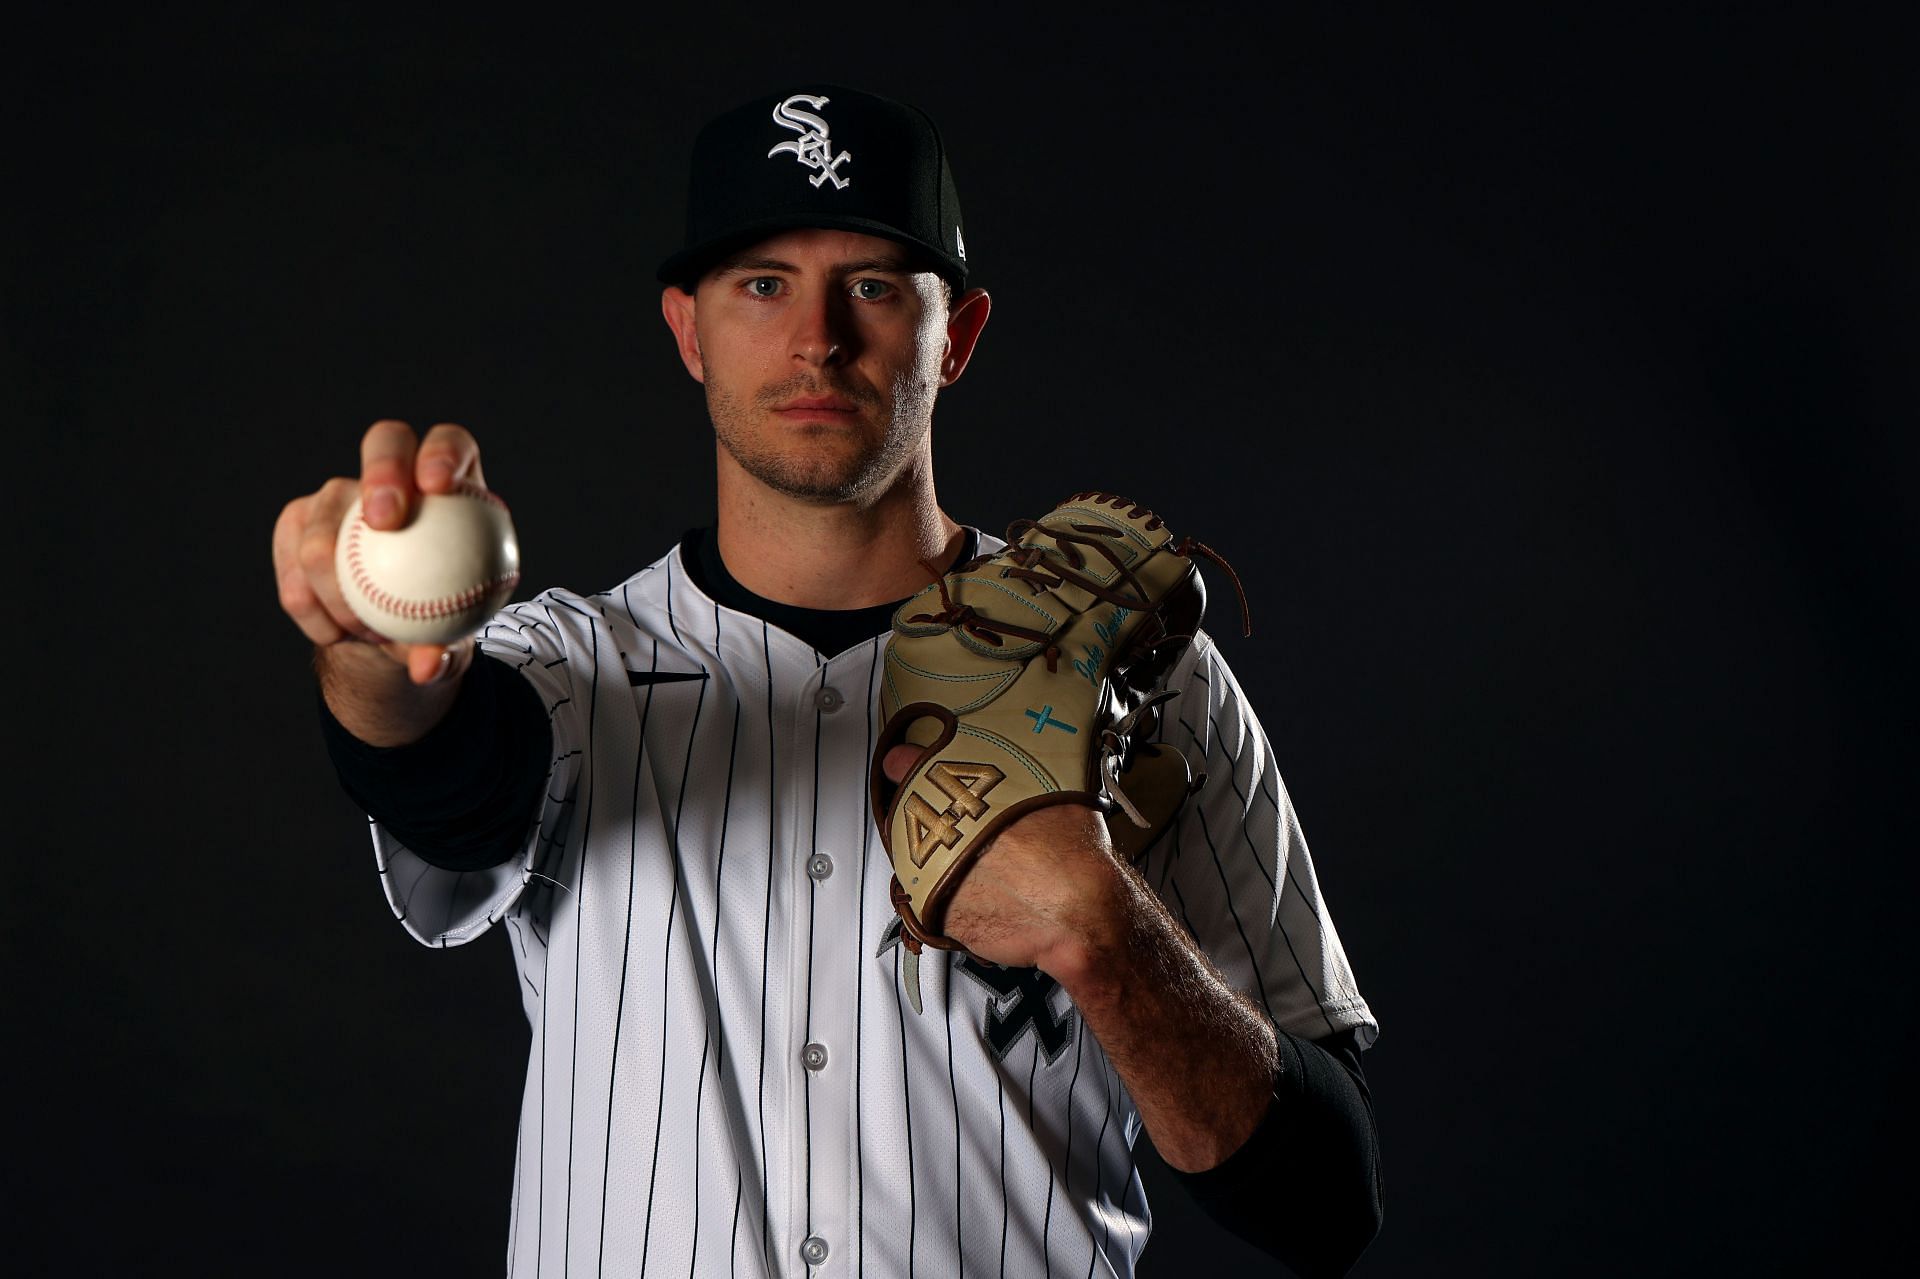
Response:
[370,539,1377,1278]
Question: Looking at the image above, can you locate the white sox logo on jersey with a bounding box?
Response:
[959,958,1078,1063]
[874,922,1080,1064]
[768,93,852,189]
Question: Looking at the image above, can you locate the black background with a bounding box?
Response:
[9,4,1914,1274]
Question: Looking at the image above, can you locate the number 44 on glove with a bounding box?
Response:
[869,491,1249,1013]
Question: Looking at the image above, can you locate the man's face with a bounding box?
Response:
[663,228,978,506]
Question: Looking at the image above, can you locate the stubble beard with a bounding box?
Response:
[709,366,940,506]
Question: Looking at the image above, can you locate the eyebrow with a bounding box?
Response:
[712,254,918,277]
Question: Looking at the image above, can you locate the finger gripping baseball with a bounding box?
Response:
[336,482,522,645]
[871,492,1242,998]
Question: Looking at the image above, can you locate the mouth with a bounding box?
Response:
[774,395,860,418]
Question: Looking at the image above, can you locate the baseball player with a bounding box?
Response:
[273,86,1381,1278]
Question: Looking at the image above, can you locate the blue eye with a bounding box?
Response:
[744,277,782,297]
[850,279,892,300]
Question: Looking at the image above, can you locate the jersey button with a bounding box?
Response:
[801,1235,830,1265]
[815,686,844,712]
[802,1042,829,1072]
[807,853,833,881]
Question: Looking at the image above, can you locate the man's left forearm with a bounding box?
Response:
[1037,856,1280,1172]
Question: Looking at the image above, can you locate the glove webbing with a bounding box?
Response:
[1056,491,1254,637]
[907,521,1160,673]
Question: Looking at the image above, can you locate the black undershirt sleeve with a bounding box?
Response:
[318,651,552,871]
[1171,1025,1383,1277]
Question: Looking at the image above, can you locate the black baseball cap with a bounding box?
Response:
[657,85,969,291]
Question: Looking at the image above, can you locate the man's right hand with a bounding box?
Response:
[273,420,491,742]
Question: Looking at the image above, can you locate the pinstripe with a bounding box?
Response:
[1206,709,1277,896]
[755,621,776,1276]
[1217,655,1342,1037]
[894,944,918,1278]
[1261,773,1316,907]
[538,898,550,1274]
[997,1075,1009,1279]
[1193,775,1276,1017]
[1036,1035,1053,1279]
[1265,898,1338,1034]
[730,1171,743,1277]
[1120,1062,1144,1267]
[1167,711,1207,905]
[599,628,660,1273]
[687,599,737,1279]
[1086,1056,1116,1279]
[1084,1146,1107,1276]
[1060,1005,1090,1279]
[509,1049,524,1274]
[945,966,963,1279]
[856,637,880,1278]
[639,639,709,1278]
[1262,771,1342,971]
[1193,672,1336,1032]
[1113,1058,1144,1272]
[563,609,601,1277]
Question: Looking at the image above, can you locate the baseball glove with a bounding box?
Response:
[869,491,1248,1011]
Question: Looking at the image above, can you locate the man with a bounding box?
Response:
[273,85,1380,1277]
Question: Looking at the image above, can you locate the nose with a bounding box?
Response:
[789,286,854,368]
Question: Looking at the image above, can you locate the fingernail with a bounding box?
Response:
[365,486,400,525]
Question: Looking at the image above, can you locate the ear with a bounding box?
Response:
[938,288,991,387]
[660,286,705,383]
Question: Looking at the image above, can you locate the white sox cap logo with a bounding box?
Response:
[768,93,851,189]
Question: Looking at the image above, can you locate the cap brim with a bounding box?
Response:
[657,214,966,289]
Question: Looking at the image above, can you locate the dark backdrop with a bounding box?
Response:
[9,5,1914,1274]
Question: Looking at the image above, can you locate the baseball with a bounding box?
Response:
[335,485,522,645]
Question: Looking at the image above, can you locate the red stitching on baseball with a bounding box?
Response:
[343,485,518,623]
